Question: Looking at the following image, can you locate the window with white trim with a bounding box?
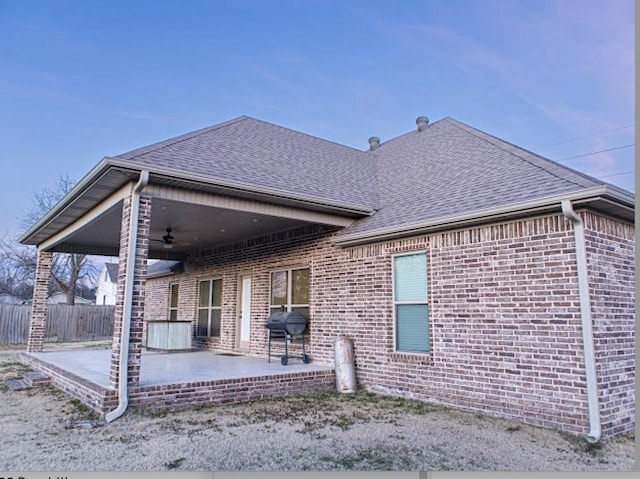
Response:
[168,283,179,321]
[393,252,430,353]
[270,267,309,318]
[197,279,222,337]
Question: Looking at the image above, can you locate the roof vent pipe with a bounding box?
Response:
[416,116,429,132]
[368,136,380,151]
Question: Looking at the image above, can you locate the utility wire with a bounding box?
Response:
[535,124,634,149]
[556,144,635,163]
[599,170,635,179]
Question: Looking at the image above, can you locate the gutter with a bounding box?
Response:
[561,199,601,443]
[105,170,149,423]
[18,160,138,244]
[333,186,635,247]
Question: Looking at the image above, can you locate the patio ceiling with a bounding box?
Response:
[44,195,348,260]
[21,164,370,259]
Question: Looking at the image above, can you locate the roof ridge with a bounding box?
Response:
[114,115,251,160]
[244,116,375,155]
[369,116,452,149]
[443,118,604,189]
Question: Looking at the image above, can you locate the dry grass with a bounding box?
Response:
[0,347,634,471]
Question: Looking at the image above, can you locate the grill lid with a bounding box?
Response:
[267,310,308,335]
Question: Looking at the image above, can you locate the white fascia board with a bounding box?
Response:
[333,187,635,247]
[38,183,133,251]
[18,159,137,244]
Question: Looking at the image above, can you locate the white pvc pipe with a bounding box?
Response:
[106,171,149,423]
[561,199,601,443]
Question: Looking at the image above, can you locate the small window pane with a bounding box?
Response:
[396,304,429,353]
[197,310,209,336]
[199,281,210,308]
[211,309,221,337]
[394,254,427,302]
[169,309,178,321]
[292,269,309,305]
[212,279,222,307]
[271,271,288,305]
[170,284,179,308]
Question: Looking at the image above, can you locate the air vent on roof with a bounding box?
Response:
[368,136,380,151]
[416,116,429,132]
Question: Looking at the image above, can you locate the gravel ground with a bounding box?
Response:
[0,345,635,471]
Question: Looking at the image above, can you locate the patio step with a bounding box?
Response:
[23,371,51,388]
[6,379,30,391]
[4,372,51,391]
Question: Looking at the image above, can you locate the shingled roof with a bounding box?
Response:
[334,117,626,243]
[112,116,378,212]
[19,114,634,249]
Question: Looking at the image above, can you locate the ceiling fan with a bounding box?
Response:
[152,228,191,249]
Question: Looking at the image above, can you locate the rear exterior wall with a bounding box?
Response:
[144,211,635,438]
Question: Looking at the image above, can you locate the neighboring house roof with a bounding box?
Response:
[0,293,23,304]
[104,263,119,283]
[98,261,182,281]
[46,292,93,304]
[146,260,183,279]
[19,115,634,250]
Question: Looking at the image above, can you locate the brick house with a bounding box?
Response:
[20,115,634,440]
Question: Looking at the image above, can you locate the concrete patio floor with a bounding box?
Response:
[20,346,337,414]
[28,348,333,388]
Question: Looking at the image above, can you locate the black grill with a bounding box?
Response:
[266,310,308,335]
[266,309,310,365]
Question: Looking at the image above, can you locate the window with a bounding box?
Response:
[197,279,222,337]
[393,252,429,353]
[270,267,309,318]
[168,283,179,321]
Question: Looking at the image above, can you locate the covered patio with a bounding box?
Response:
[20,348,335,414]
[17,118,373,419]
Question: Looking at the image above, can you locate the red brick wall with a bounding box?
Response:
[27,250,53,352]
[340,215,590,434]
[110,194,151,387]
[144,211,635,438]
[583,212,635,438]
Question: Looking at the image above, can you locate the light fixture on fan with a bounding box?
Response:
[152,227,191,249]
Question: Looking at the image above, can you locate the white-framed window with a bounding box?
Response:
[270,267,310,319]
[169,283,179,321]
[393,252,430,353]
[197,279,222,337]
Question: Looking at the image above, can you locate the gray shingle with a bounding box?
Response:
[113,115,626,241]
[336,117,613,238]
[115,116,378,211]
[146,260,182,278]
[105,263,119,282]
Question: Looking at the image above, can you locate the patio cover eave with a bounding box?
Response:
[20,157,375,251]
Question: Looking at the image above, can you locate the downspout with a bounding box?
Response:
[106,170,149,423]
[561,199,601,443]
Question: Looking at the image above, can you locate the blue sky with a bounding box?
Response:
[0,0,635,238]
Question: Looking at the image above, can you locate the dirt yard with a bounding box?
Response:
[0,344,635,471]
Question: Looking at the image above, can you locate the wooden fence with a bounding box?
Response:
[0,305,115,344]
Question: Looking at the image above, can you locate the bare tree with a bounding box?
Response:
[0,174,99,304]
[19,173,77,233]
[0,233,37,299]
